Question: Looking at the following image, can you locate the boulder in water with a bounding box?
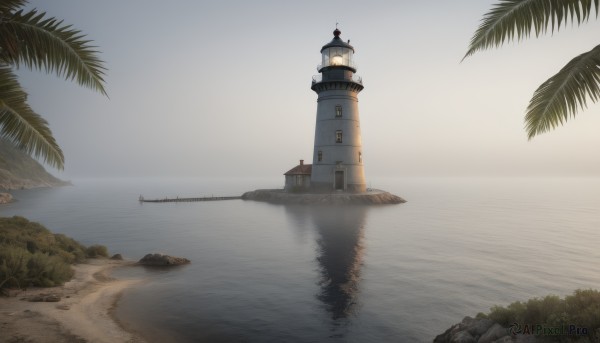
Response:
[138,253,190,266]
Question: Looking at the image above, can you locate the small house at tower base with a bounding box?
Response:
[284,160,312,192]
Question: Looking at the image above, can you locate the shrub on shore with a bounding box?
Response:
[0,216,108,292]
[476,289,600,340]
[85,244,108,258]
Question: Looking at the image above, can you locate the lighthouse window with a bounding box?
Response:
[335,130,343,143]
[335,105,342,118]
[318,151,323,162]
[359,151,362,163]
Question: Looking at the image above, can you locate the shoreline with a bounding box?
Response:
[0,258,146,343]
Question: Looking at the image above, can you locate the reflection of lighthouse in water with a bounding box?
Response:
[311,207,367,320]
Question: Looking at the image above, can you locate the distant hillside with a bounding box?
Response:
[0,139,69,190]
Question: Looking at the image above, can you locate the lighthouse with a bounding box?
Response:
[310,28,366,193]
[257,28,404,202]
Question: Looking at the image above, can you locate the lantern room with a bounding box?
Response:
[318,28,356,72]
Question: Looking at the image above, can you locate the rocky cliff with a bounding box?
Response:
[0,139,68,191]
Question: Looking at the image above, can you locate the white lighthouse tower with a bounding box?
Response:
[310,28,366,193]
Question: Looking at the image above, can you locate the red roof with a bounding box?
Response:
[284,164,312,176]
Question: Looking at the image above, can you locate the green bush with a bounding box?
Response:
[85,244,108,258]
[26,252,74,287]
[0,246,30,289]
[484,290,600,341]
[53,233,87,263]
[566,290,600,330]
[0,216,108,293]
[0,216,88,260]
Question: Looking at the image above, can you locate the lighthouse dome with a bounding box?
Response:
[319,28,356,72]
[320,28,355,52]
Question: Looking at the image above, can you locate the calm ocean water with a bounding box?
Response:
[2,177,600,342]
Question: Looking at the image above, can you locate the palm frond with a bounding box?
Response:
[525,44,600,138]
[464,0,599,60]
[0,66,64,169]
[0,0,26,14]
[0,9,107,95]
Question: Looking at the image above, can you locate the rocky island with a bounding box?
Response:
[242,188,405,205]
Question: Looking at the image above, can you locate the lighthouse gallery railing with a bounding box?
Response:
[312,74,363,85]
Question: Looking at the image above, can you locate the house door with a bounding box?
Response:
[334,171,344,190]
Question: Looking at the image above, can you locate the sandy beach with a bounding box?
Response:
[0,258,145,343]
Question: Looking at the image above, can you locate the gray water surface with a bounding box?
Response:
[2,177,599,342]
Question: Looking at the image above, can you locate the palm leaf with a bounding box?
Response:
[0,66,64,169]
[464,0,599,60]
[525,44,600,138]
[0,9,107,95]
[0,0,26,14]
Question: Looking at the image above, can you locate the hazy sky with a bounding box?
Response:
[18,1,600,179]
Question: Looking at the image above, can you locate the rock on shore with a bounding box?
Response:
[138,253,190,266]
[434,317,536,343]
[241,189,406,205]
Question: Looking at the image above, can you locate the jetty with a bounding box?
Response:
[139,195,241,203]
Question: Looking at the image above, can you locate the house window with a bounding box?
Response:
[335,130,342,143]
[318,150,322,162]
[295,175,303,186]
[335,105,342,118]
[359,151,362,163]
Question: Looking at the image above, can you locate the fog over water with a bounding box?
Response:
[17,0,600,180]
